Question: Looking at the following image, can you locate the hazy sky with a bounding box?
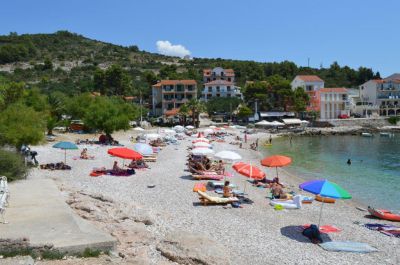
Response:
[1,0,399,76]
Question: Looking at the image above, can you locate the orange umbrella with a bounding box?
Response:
[108,148,143,160]
[260,155,292,179]
[232,162,265,180]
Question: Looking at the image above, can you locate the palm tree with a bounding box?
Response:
[186,99,205,128]
[178,104,189,125]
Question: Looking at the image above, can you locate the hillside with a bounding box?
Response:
[0,31,380,97]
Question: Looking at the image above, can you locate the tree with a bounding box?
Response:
[0,81,25,109]
[65,93,94,119]
[178,104,190,125]
[243,81,271,111]
[185,99,205,128]
[292,87,309,113]
[83,97,140,135]
[205,97,241,115]
[0,103,45,148]
[237,104,253,118]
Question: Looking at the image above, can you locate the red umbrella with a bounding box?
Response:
[108,148,143,160]
[232,162,265,180]
[260,155,292,179]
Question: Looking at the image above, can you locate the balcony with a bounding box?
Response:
[377,95,400,99]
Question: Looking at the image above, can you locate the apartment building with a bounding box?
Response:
[290,75,325,111]
[201,67,242,101]
[152,80,197,116]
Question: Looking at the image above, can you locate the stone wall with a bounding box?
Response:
[328,118,389,128]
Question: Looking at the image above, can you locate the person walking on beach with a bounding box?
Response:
[255,138,259,149]
[244,133,248,143]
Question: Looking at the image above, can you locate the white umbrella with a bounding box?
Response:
[203,128,214,135]
[193,142,212,148]
[185,125,194,129]
[145,133,161,140]
[215,151,242,161]
[270,121,284,126]
[133,127,145,131]
[173,125,185,132]
[255,120,271,126]
[162,129,176,135]
[191,148,215,156]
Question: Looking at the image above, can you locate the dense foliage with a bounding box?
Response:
[205,97,242,115]
[0,149,28,181]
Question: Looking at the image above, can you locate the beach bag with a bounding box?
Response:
[302,224,322,244]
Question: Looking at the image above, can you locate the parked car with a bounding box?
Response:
[338,114,350,119]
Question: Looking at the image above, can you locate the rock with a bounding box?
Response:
[0,256,34,265]
[157,231,231,265]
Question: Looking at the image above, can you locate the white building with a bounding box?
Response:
[290,75,324,92]
[201,67,242,101]
[318,88,350,120]
[360,75,400,116]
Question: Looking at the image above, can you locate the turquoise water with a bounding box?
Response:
[262,134,400,211]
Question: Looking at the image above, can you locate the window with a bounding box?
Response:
[213,78,216,81]
[207,78,210,82]
[228,77,231,82]
[227,86,231,91]
[216,94,220,97]
[187,85,193,91]
[176,85,184,92]
[306,85,313,92]
[216,86,220,92]
[187,94,193,99]
[221,72,224,76]
[208,86,212,92]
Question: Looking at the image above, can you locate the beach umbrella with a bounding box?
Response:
[233,162,266,193]
[186,125,194,129]
[191,148,215,156]
[133,127,145,131]
[52,141,78,164]
[145,133,161,140]
[260,155,292,180]
[108,147,143,160]
[193,142,212,148]
[215,151,242,162]
[192,138,210,144]
[299,179,352,227]
[232,162,265,180]
[255,120,271,126]
[269,121,284,126]
[162,129,176,135]
[203,128,214,135]
[173,125,185,132]
[133,143,153,156]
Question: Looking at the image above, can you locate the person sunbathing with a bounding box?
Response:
[128,159,148,169]
[80,148,89,159]
[112,161,125,174]
[269,182,287,199]
[223,181,233,198]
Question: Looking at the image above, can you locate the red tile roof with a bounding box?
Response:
[204,80,234,86]
[319,88,348,93]
[153,80,197,87]
[296,75,324,82]
[165,108,180,116]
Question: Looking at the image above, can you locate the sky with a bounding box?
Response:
[0,0,399,76]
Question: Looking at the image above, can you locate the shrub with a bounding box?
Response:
[0,149,29,181]
[388,116,400,125]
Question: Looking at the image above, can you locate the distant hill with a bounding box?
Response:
[0,31,380,96]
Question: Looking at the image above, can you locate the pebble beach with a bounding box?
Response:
[28,128,399,265]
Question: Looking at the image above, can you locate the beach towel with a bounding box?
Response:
[319,241,378,253]
[363,223,400,238]
[302,224,341,234]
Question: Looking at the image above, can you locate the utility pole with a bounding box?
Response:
[307,58,310,68]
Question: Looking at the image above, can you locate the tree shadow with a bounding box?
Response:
[280,225,332,244]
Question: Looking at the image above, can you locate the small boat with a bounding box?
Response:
[368,206,400,222]
[361,132,373,137]
[315,195,335,203]
[380,132,392,137]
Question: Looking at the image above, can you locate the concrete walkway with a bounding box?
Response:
[0,179,116,253]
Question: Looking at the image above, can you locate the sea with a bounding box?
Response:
[261,133,400,211]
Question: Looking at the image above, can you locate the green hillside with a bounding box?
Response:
[0,31,380,99]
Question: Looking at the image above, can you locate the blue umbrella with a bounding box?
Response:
[133,143,153,156]
[299,179,352,227]
[53,141,78,164]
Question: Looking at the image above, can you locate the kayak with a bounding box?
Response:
[315,195,335,203]
[368,206,400,222]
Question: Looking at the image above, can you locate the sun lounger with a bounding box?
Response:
[208,181,237,189]
[192,174,224,180]
[197,190,239,205]
[143,157,157,162]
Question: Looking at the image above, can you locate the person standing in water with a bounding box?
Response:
[269,135,272,144]
[347,159,351,165]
